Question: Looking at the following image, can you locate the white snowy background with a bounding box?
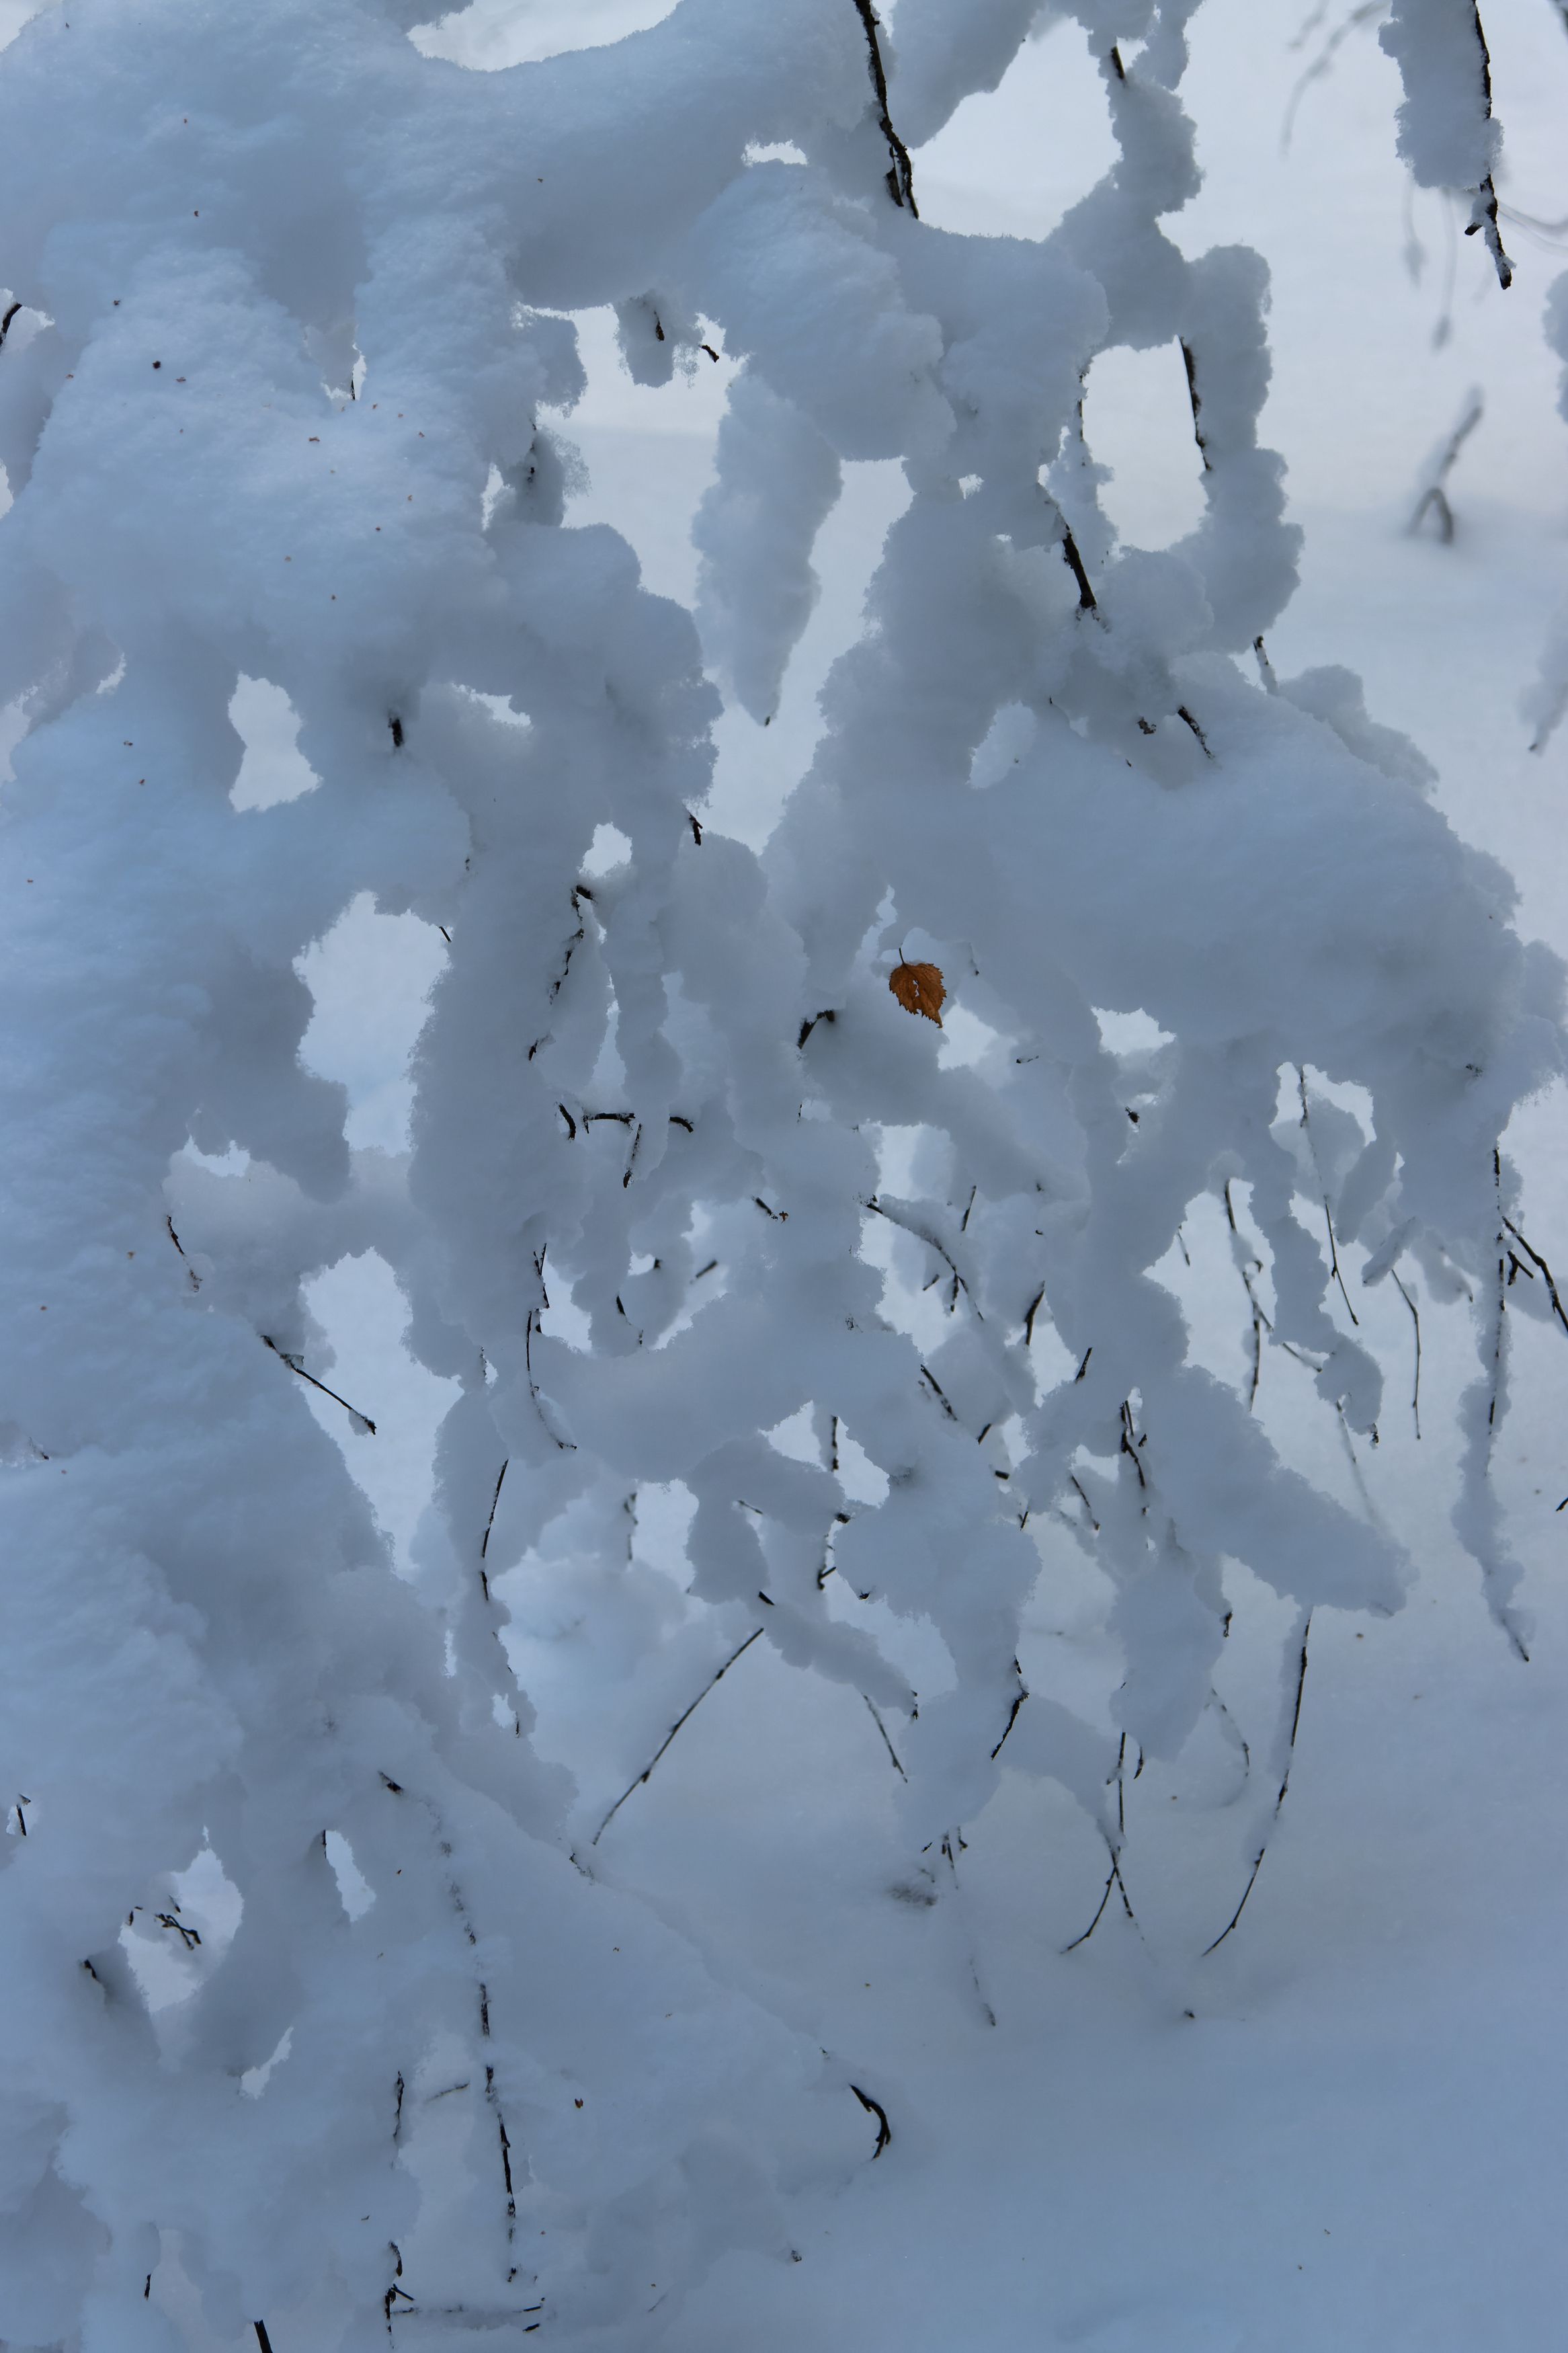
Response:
[10,1,1568,2346]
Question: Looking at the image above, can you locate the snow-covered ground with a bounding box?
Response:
[20,0,1568,2342]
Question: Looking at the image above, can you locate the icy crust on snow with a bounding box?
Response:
[0,0,1559,2344]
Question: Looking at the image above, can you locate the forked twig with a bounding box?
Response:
[1062,1838,1139,1952]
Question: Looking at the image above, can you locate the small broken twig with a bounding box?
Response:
[850,2083,893,2155]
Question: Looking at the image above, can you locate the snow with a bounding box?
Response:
[4,0,1568,2344]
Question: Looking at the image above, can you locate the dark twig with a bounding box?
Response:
[1204,1613,1311,1954]
[253,2327,275,2353]
[591,1628,766,1843]
[1176,704,1212,758]
[867,1196,979,1318]
[524,1308,576,1451]
[1068,1473,1100,1533]
[990,1669,1028,1762]
[261,1335,376,1433]
[1119,1400,1147,1488]
[864,1693,908,1778]
[1501,1215,1568,1341]
[1055,511,1098,610]
[1225,1180,1271,1410]
[480,1459,508,1566]
[1489,1149,1507,1435]
[1391,1271,1421,1439]
[849,2083,893,2155]
[1463,1,1512,287]
[1178,342,1210,471]
[1062,1840,1139,1952]
[850,1,918,214]
[1296,1070,1359,1327]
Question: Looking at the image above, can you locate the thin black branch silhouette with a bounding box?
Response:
[1391,1271,1422,1438]
[1204,1613,1311,1954]
[864,1693,907,1778]
[849,2082,893,2155]
[1063,1837,1140,1953]
[850,0,918,214]
[261,1335,376,1433]
[591,1628,766,1844]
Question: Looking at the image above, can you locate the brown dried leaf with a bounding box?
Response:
[889,961,945,1027]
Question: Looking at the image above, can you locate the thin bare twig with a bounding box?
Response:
[849,2083,893,2155]
[591,1628,766,1844]
[864,1693,908,1778]
[1391,1271,1421,1439]
[1203,1612,1311,1954]
[1296,1070,1358,1326]
[1462,3,1512,288]
[1501,1215,1568,1341]
[850,0,918,214]
[480,1460,508,1562]
[989,1671,1028,1762]
[1119,1400,1147,1489]
[1062,1838,1140,1952]
[261,1335,376,1433]
[1224,1179,1271,1409]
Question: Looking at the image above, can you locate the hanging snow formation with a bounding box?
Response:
[0,0,1557,2342]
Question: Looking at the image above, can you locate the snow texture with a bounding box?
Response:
[0,0,1560,2344]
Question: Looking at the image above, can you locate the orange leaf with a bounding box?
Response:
[889,961,945,1027]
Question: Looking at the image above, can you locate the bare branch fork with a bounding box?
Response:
[865,1194,979,1318]
[1062,1838,1139,1953]
[863,1692,908,1777]
[1500,1213,1568,1341]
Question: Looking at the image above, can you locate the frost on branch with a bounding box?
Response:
[0,0,1559,2344]
[1379,0,1514,287]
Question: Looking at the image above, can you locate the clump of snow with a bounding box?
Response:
[0,0,1561,2343]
